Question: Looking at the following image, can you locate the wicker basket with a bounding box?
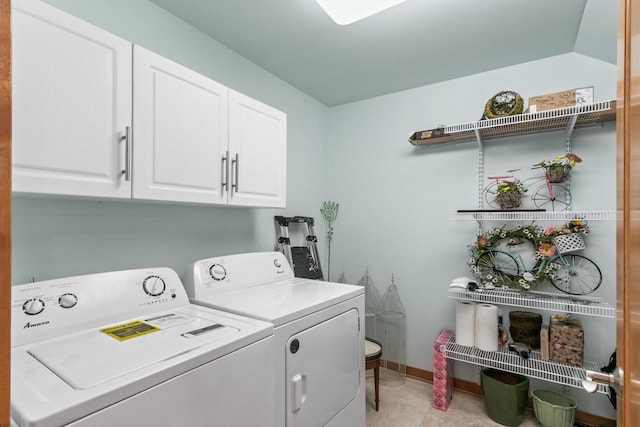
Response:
[495,192,522,209]
[552,233,586,254]
[544,166,571,183]
[484,91,524,119]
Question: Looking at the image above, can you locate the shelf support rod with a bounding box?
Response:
[476,129,484,209]
[564,122,574,210]
[565,133,572,209]
[474,129,483,148]
[565,114,578,145]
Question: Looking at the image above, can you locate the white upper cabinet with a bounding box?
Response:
[228,90,287,208]
[12,0,287,208]
[132,46,229,204]
[12,0,132,198]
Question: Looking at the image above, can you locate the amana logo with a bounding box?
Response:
[23,320,50,329]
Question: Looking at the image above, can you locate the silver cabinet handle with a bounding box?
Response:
[222,150,230,191]
[232,153,239,193]
[120,126,131,181]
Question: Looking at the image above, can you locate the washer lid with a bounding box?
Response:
[194,279,363,326]
[27,312,238,390]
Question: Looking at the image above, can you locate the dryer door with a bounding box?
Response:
[286,309,360,426]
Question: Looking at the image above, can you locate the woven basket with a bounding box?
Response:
[545,166,571,183]
[552,233,586,254]
[484,91,524,119]
[496,192,522,209]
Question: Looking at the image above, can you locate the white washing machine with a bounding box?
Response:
[184,251,365,427]
[11,267,275,427]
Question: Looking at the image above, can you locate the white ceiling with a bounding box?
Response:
[148,0,617,107]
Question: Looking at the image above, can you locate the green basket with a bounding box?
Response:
[481,368,530,426]
[532,390,577,427]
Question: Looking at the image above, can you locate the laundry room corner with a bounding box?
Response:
[325,53,617,420]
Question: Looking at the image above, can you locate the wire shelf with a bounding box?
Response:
[450,210,616,222]
[442,101,615,144]
[441,335,608,394]
[448,288,615,318]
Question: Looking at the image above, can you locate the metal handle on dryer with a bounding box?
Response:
[291,373,307,413]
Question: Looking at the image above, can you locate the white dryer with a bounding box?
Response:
[11,267,275,427]
[184,251,365,427]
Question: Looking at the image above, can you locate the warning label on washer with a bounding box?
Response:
[101,320,160,341]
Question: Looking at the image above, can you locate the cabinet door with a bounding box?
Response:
[228,90,287,208]
[12,0,132,198]
[133,46,229,204]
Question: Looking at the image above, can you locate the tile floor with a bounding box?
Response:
[365,374,539,427]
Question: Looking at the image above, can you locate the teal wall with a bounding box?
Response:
[13,0,330,284]
[13,1,618,419]
[326,53,616,418]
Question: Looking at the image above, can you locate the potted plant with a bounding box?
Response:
[495,180,526,209]
[537,153,582,183]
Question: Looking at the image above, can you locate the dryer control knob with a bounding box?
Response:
[23,298,45,315]
[209,264,227,281]
[143,275,166,297]
[58,293,78,309]
[274,259,282,268]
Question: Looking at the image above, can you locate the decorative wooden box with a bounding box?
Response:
[549,315,584,367]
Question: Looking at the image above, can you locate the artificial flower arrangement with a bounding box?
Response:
[496,180,526,195]
[547,219,590,236]
[537,152,583,183]
[543,219,590,254]
[495,180,527,209]
[468,221,589,290]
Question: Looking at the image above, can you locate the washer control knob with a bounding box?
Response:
[23,298,45,315]
[58,293,78,309]
[143,275,166,297]
[274,259,282,268]
[209,264,227,281]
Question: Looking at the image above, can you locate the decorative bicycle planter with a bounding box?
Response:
[470,223,602,295]
[484,169,571,212]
